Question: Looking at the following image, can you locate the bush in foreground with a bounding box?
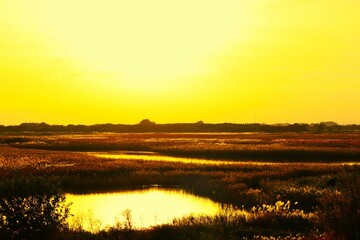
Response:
[0,176,70,240]
[315,166,360,240]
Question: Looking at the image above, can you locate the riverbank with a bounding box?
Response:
[1,132,359,239]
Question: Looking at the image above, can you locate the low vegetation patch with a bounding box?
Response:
[0,132,359,239]
[0,176,70,240]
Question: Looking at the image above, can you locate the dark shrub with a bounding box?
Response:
[0,176,70,239]
[315,166,360,240]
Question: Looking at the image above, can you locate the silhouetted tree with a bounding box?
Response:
[139,119,156,125]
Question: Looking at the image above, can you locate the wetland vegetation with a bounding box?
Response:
[0,131,359,239]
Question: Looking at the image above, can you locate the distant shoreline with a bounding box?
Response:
[0,121,359,133]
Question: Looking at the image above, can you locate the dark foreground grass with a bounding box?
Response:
[52,208,314,240]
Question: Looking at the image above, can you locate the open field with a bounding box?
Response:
[1,132,360,161]
[1,132,359,239]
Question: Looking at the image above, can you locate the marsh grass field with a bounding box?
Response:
[1,132,360,239]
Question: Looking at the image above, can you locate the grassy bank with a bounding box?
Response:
[1,132,360,239]
[2,132,360,161]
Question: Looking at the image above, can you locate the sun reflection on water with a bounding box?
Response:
[66,188,222,232]
[88,151,244,165]
[88,151,359,166]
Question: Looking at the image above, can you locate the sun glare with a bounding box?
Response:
[19,0,253,94]
[2,0,360,124]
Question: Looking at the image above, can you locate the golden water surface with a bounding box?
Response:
[66,188,221,232]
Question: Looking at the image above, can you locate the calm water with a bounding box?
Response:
[87,151,358,166]
[87,151,251,165]
[66,188,222,232]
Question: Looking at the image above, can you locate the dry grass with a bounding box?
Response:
[3,132,360,161]
[1,132,359,239]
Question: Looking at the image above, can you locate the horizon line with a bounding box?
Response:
[1,120,358,127]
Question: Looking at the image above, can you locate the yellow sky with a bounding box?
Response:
[1,0,359,125]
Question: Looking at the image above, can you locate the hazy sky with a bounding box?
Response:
[1,0,359,125]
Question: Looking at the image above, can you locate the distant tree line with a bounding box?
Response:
[0,120,359,133]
